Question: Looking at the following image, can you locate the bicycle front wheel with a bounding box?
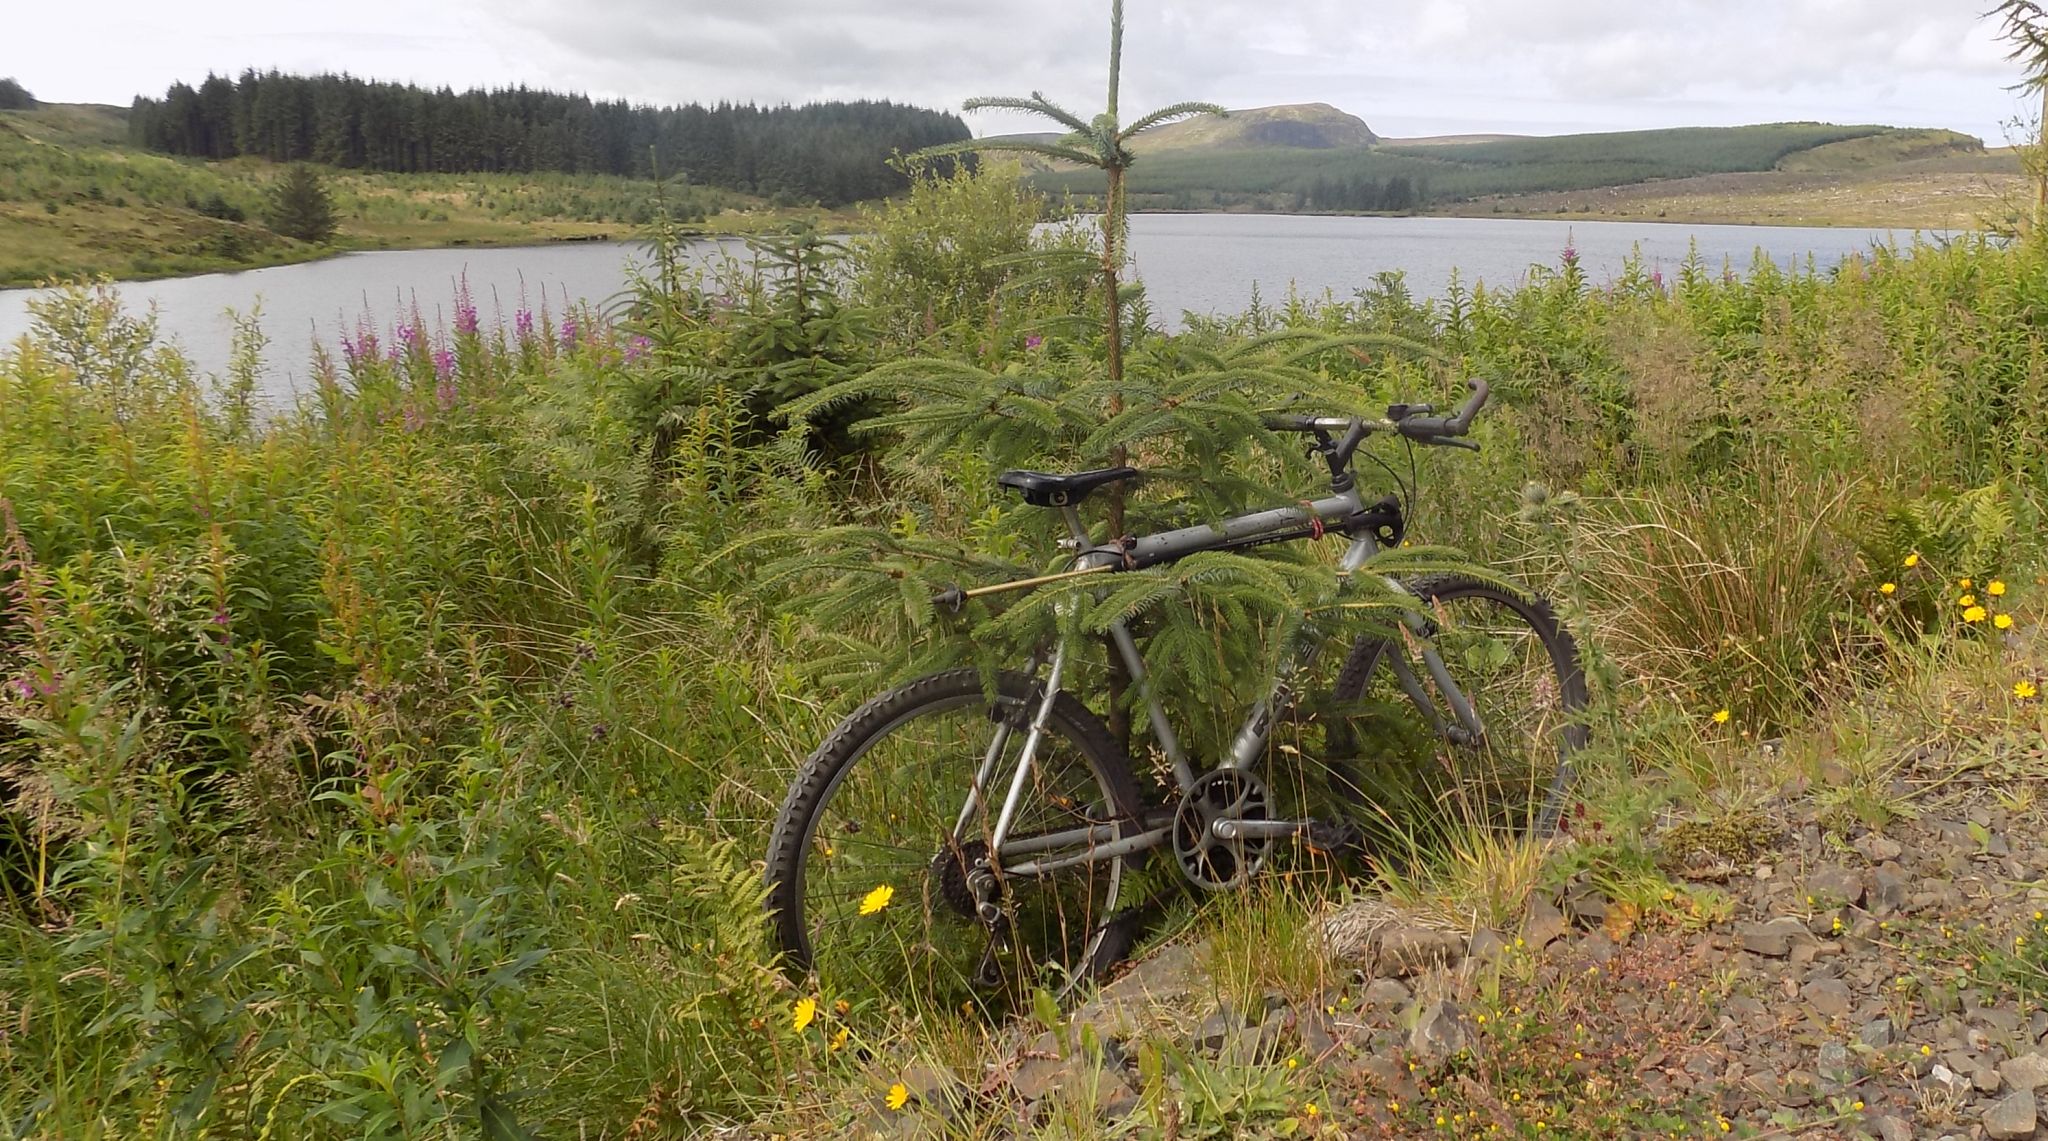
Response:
[1326,574,1589,839]
[764,669,1144,1013]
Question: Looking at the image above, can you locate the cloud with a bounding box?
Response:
[9,0,2031,141]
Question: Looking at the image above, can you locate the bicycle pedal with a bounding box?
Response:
[1301,820,1365,857]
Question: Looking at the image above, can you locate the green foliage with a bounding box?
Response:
[265,165,336,243]
[1038,123,1939,211]
[8,134,2048,1137]
[131,70,968,207]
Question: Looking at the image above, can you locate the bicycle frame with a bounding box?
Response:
[962,483,1492,880]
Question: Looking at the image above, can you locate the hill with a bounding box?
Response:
[1132,102,1377,153]
[0,102,851,286]
[1030,120,1995,222]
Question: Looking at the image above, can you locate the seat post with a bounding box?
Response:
[1059,505,1092,547]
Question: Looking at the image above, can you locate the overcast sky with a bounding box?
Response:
[10,0,2033,143]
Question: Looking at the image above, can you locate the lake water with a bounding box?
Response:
[0,214,1930,404]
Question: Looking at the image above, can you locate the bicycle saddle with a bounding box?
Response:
[997,467,1141,508]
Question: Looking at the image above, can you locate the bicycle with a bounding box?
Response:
[764,379,1588,1007]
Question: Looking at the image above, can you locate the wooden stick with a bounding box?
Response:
[960,562,1115,600]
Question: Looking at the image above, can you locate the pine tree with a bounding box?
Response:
[0,78,35,110]
[916,0,1224,537]
[265,165,336,242]
[1990,1,2048,232]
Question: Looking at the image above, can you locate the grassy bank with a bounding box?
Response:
[0,106,861,286]
[3,167,2047,1138]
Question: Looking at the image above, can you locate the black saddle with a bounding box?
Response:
[997,467,1140,508]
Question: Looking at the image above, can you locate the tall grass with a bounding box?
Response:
[3,169,2048,1135]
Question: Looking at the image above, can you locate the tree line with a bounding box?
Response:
[0,78,35,110]
[1302,173,1425,212]
[128,71,972,207]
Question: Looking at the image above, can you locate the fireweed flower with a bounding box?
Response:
[560,314,579,349]
[454,277,479,335]
[433,347,455,382]
[625,334,651,363]
[1025,334,1043,350]
[515,308,535,342]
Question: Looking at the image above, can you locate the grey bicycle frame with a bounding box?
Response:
[957,472,1490,879]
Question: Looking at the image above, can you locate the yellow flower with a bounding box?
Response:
[1965,606,1988,623]
[1880,582,1897,595]
[1305,1103,1320,1118]
[859,884,895,915]
[1286,1057,1299,1070]
[829,1026,849,1052]
[1960,594,1977,608]
[1712,708,1731,725]
[792,997,817,1033]
[1997,613,2015,630]
[1990,580,2008,597]
[886,1083,910,1111]
[1904,553,1920,568]
[1961,577,1974,589]
[2018,680,2040,701]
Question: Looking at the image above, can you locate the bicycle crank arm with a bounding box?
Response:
[1208,819,1315,842]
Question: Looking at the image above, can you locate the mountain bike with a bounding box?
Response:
[763,379,1588,1005]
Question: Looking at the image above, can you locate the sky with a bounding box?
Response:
[7,0,2034,144]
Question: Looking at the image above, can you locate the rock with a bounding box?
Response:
[1219,1012,1287,1068]
[1193,1006,1246,1054]
[1983,1088,2039,1140]
[1804,979,1853,1019]
[1297,1007,1339,1060]
[1075,942,1205,1036]
[1860,1019,1895,1048]
[1817,1041,1856,1085]
[1740,916,1818,957]
[1376,925,1464,977]
[1776,1070,1816,1108]
[1873,1115,1913,1141]
[898,1062,973,1120]
[1804,864,1867,908]
[1929,1063,1971,1097]
[1524,893,1568,950]
[1977,1067,2006,1095]
[2001,1053,2048,1091]
[1857,834,1906,863]
[1868,864,1911,916]
[1467,927,1509,964]
[1409,998,1476,1059]
[1562,888,1608,927]
[1361,978,1413,1010]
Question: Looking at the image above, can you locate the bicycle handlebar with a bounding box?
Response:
[1394,378,1490,442]
[1262,378,1493,464]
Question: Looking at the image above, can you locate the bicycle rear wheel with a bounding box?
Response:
[764,669,1144,1013]
[1323,574,1588,839]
